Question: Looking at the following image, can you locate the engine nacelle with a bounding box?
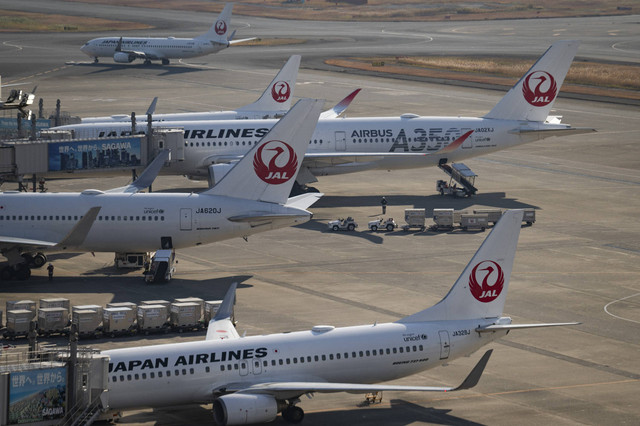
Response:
[212,394,279,426]
[207,163,235,187]
[113,52,135,63]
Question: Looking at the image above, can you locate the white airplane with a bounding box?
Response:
[58,41,593,189]
[79,55,360,123]
[0,99,324,280]
[102,210,578,425]
[80,3,254,65]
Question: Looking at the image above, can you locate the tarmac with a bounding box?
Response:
[0,5,639,425]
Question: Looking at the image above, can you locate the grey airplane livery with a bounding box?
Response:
[56,41,593,188]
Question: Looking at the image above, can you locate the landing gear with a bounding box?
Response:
[144,59,152,65]
[161,58,170,65]
[1,263,31,281]
[93,57,99,63]
[282,405,304,424]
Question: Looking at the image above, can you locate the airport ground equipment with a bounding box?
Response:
[170,302,204,332]
[460,214,489,231]
[402,209,426,231]
[4,309,32,339]
[473,209,504,225]
[368,217,397,232]
[328,217,358,231]
[144,249,176,283]
[5,300,36,319]
[204,300,224,323]
[103,307,136,337]
[140,299,171,309]
[523,209,536,225]
[37,307,69,337]
[114,252,150,269]
[106,302,137,310]
[40,297,70,311]
[432,208,456,231]
[137,304,170,335]
[174,297,205,321]
[72,309,102,338]
[437,162,478,196]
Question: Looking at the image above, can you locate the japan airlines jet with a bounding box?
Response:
[102,210,578,425]
[80,3,254,65]
[0,99,323,280]
[80,55,359,123]
[59,41,593,187]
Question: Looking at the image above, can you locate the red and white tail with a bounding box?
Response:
[201,3,233,43]
[204,99,323,204]
[399,210,524,323]
[237,55,300,114]
[484,40,579,122]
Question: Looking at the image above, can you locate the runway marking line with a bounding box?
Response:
[604,292,640,324]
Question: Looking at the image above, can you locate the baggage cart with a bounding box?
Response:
[523,208,536,226]
[204,300,223,323]
[137,304,170,334]
[140,300,171,309]
[73,304,103,319]
[4,310,33,339]
[402,209,426,231]
[37,307,69,336]
[103,307,136,336]
[72,309,102,338]
[106,302,137,310]
[174,297,204,321]
[460,214,488,231]
[431,209,454,231]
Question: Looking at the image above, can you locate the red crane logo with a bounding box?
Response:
[215,20,227,36]
[522,71,557,107]
[271,81,291,103]
[253,140,298,184]
[468,260,504,303]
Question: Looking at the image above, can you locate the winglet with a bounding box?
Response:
[453,350,492,391]
[56,206,101,249]
[106,149,170,194]
[146,97,158,116]
[213,282,237,321]
[320,88,361,119]
[206,282,240,341]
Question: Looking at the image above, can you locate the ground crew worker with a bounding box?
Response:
[47,263,54,281]
[381,196,388,214]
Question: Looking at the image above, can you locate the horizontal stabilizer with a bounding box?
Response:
[229,37,257,45]
[228,350,492,396]
[106,150,170,193]
[476,322,580,333]
[285,193,323,210]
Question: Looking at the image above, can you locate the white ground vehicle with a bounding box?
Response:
[436,180,468,197]
[368,218,397,232]
[144,249,176,283]
[328,217,358,231]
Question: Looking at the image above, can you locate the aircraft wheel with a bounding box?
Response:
[282,406,304,424]
[162,59,170,65]
[32,253,47,268]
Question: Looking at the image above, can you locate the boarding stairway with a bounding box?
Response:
[438,161,478,195]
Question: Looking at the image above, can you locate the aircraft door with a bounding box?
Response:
[252,359,263,375]
[239,361,249,376]
[438,330,450,360]
[335,131,346,151]
[180,208,192,231]
[461,128,473,149]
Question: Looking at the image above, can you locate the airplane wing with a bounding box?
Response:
[221,350,492,397]
[319,89,361,119]
[206,283,240,340]
[226,212,311,227]
[0,207,101,253]
[106,150,170,194]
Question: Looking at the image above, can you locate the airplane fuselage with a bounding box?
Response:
[56,116,566,181]
[80,37,224,61]
[104,319,508,409]
[0,191,310,253]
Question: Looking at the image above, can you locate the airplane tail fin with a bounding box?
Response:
[200,3,233,43]
[483,40,579,122]
[398,210,524,323]
[236,55,300,114]
[203,98,324,204]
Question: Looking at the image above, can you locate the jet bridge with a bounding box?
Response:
[0,129,184,187]
[437,161,478,196]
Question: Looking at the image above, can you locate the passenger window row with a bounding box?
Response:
[0,215,165,222]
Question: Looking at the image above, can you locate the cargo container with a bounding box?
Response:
[523,208,536,225]
[39,298,70,311]
[106,302,138,310]
[6,300,36,319]
[137,304,170,334]
[72,309,101,337]
[72,304,103,319]
[174,297,204,321]
[37,307,69,336]
[140,300,170,309]
[473,209,504,225]
[432,208,454,230]
[204,300,223,323]
[170,302,202,331]
[401,209,426,231]
[103,307,136,336]
[460,214,488,231]
[5,310,34,338]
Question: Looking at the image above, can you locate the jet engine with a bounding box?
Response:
[212,394,281,425]
[113,52,136,63]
